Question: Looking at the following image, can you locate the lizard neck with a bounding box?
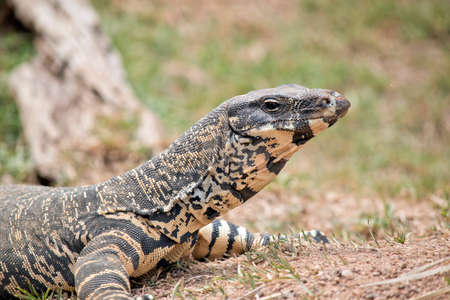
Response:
[184,129,300,227]
[96,104,230,215]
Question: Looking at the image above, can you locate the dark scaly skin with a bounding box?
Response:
[0,84,350,299]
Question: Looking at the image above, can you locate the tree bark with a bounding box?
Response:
[7,0,164,184]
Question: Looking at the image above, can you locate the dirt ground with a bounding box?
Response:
[145,236,449,300]
[133,191,449,300]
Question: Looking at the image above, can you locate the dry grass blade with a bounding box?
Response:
[297,278,313,296]
[410,286,450,300]
[404,257,450,276]
[170,277,184,300]
[258,292,284,300]
[364,264,450,287]
[232,284,264,300]
[184,274,210,284]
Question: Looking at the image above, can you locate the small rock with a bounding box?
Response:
[341,269,353,278]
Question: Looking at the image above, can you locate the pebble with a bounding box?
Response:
[341,269,354,278]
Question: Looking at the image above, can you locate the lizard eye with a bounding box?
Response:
[262,99,281,112]
[321,98,332,107]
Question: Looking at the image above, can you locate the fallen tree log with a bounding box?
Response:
[7,0,164,184]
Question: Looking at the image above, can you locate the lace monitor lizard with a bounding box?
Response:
[0,84,350,299]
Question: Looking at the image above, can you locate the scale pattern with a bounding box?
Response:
[0,84,350,299]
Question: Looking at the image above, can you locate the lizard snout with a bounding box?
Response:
[335,98,350,118]
[328,90,350,118]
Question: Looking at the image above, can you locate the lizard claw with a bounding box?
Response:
[134,295,155,300]
[299,230,329,243]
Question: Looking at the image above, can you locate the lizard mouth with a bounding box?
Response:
[290,97,351,130]
[291,98,350,145]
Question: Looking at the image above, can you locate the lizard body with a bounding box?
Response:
[0,84,350,299]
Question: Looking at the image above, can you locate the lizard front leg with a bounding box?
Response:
[192,219,270,260]
[192,219,328,260]
[73,230,154,300]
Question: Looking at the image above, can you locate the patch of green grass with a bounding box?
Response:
[301,0,450,44]
[0,28,34,181]
[14,285,64,300]
[354,202,410,242]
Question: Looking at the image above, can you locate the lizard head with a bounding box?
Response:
[228,84,350,144]
[224,84,350,200]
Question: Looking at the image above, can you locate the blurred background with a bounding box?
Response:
[0,0,449,239]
